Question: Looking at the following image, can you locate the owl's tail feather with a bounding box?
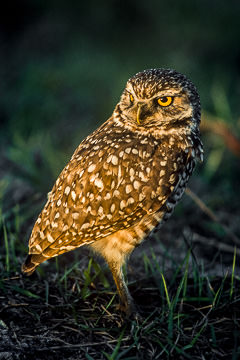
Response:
[21,254,42,275]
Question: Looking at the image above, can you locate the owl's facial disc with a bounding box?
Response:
[120,87,193,127]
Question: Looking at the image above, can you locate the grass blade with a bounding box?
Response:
[12,285,41,299]
[230,246,236,300]
[3,223,10,272]
[161,273,171,309]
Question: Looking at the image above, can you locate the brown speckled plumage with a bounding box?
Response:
[22,68,203,316]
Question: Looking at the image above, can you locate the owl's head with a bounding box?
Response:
[116,69,201,133]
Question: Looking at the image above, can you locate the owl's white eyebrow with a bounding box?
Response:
[154,90,181,97]
[126,83,135,94]
[126,90,134,96]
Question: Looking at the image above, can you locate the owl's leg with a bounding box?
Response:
[107,260,135,317]
[90,232,138,317]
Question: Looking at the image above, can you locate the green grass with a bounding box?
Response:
[0,206,239,359]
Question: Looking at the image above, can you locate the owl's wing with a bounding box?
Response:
[28,125,193,260]
[27,125,150,256]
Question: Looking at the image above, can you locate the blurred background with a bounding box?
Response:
[0,0,240,260]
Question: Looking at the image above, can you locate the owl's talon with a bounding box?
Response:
[116,301,142,322]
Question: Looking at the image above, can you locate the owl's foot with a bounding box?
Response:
[116,301,142,322]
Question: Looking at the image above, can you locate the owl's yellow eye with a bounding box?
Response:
[129,94,134,103]
[157,96,173,107]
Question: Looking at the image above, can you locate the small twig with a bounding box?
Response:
[191,233,240,256]
[185,188,217,222]
[182,231,199,266]
[62,325,84,335]
[209,317,230,326]
[26,337,130,351]
[2,276,21,281]
[170,333,180,355]
[186,187,240,247]
[8,303,29,307]
[100,304,113,317]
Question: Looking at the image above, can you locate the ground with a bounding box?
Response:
[0,175,239,359]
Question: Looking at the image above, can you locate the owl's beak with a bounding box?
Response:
[136,102,145,125]
[136,102,148,125]
[136,105,141,125]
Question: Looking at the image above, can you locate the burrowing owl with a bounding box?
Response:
[22,68,203,316]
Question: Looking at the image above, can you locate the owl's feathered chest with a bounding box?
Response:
[69,120,197,213]
[70,119,198,190]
